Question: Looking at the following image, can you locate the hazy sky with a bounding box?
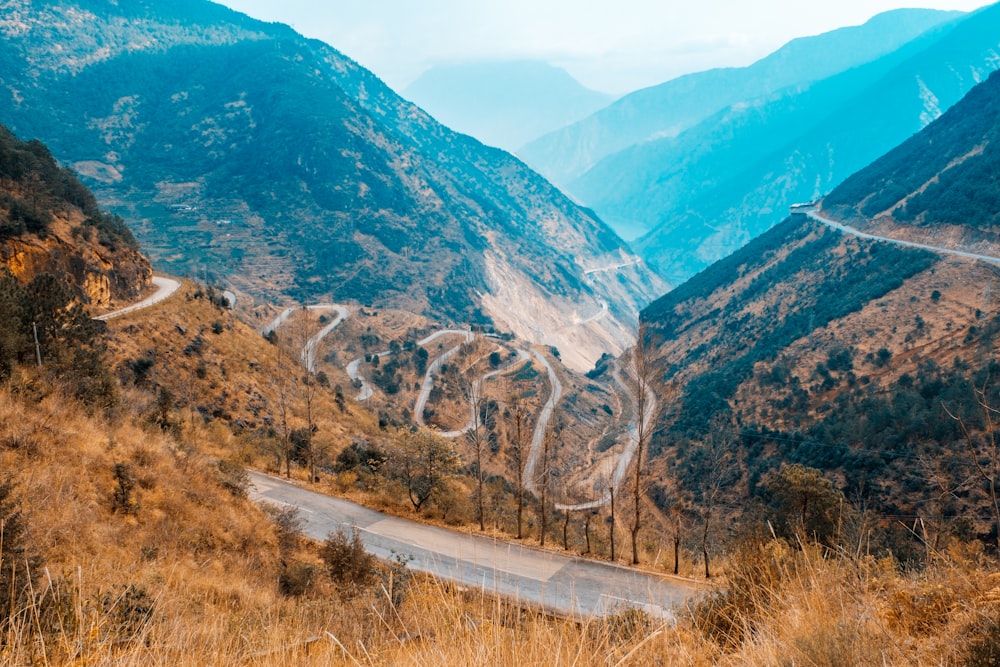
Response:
[216,0,990,93]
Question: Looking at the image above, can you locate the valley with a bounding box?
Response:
[257,295,649,515]
[5,0,1000,664]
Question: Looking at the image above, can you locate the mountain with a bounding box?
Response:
[0,123,149,308]
[0,0,664,372]
[638,67,1000,553]
[404,60,614,151]
[824,69,1000,238]
[520,8,963,193]
[601,2,1000,284]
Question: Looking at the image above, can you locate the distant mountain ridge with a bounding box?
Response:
[404,60,614,151]
[588,3,1000,284]
[520,8,964,192]
[0,0,666,371]
[824,69,1000,236]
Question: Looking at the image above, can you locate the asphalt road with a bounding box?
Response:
[807,209,1000,265]
[413,330,475,428]
[556,361,657,511]
[249,471,700,619]
[94,276,181,321]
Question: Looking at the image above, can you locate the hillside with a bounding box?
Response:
[640,65,1000,560]
[579,3,1000,283]
[614,4,999,281]
[404,60,614,151]
[0,0,665,371]
[2,94,1000,667]
[520,8,962,197]
[825,68,1000,243]
[0,123,149,308]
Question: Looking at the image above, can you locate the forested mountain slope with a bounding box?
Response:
[824,68,1000,242]
[579,4,1000,284]
[638,66,1000,554]
[0,0,664,370]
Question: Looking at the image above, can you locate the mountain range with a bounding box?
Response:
[0,0,664,371]
[519,6,1000,288]
[638,65,1000,549]
[626,3,1000,284]
[520,8,963,193]
[404,60,614,151]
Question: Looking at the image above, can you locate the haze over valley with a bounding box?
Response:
[3,1,1000,663]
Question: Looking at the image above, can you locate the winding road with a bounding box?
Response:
[412,330,475,427]
[261,305,351,373]
[249,470,698,618]
[347,329,473,404]
[807,209,1000,265]
[94,276,181,321]
[435,351,522,439]
[522,349,564,493]
[556,361,658,511]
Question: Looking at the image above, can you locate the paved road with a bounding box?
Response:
[348,329,472,404]
[94,276,181,321]
[249,471,699,618]
[523,348,563,493]
[436,352,522,439]
[413,330,475,428]
[584,259,641,275]
[807,209,1000,265]
[557,361,658,511]
[260,304,351,372]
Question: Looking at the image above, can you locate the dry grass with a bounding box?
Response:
[3,379,1000,665]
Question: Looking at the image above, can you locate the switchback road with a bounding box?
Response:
[94,276,181,321]
[260,304,351,372]
[556,361,657,511]
[249,471,700,619]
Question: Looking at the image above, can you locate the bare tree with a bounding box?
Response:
[609,474,617,562]
[945,386,1000,552]
[562,509,570,551]
[670,504,685,576]
[691,422,739,578]
[626,322,665,565]
[538,423,558,547]
[505,390,530,540]
[299,373,318,483]
[464,372,492,531]
[597,463,618,561]
[268,347,294,479]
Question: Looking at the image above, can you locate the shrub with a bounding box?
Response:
[216,459,249,498]
[278,561,318,597]
[0,476,42,631]
[112,463,140,515]
[320,529,374,596]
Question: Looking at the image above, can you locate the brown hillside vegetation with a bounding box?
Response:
[641,213,1000,573]
[97,284,614,546]
[4,379,1000,664]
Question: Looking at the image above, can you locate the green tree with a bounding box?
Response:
[763,464,847,546]
[391,429,460,512]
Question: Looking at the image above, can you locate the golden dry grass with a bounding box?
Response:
[3,377,1000,665]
